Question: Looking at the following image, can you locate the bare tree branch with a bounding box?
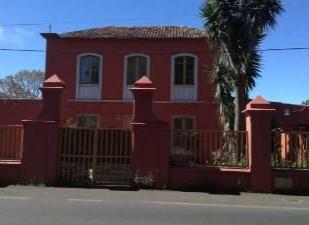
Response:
[0,70,44,99]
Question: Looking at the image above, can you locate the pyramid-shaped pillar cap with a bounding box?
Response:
[133,76,155,88]
[246,96,273,110]
[43,74,66,87]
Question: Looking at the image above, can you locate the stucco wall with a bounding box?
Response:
[0,99,42,125]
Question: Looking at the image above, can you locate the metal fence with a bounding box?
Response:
[58,127,132,185]
[0,125,23,160]
[272,131,309,169]
[170,130,248,168]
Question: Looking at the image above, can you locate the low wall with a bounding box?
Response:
[0,99,42,125]
[169,166,250,191]
[272,169,309,193]
[0,160,21,184]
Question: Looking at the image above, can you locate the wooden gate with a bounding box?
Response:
[57,127,132,186]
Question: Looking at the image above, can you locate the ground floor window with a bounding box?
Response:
[172,117,196,147]
[173,117,195,131]
[75,115,99,128]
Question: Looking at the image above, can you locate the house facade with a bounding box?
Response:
[0,26,308,132]
[42,26,220,130]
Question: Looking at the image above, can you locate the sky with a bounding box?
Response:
[0,0,308,104]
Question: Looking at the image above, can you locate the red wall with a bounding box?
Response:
[169,167,250,191]
[272,170,309,193]
[0,161,21,184]
[0,99,42,125]
[61,101,219,129]
[44,37,219,129]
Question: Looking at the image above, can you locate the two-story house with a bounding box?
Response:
[42,26,220,131]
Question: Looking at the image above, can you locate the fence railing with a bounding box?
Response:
[272,131,309,169]
[170,130,248,168]
[0,125,23,160]
[58,127,132,184]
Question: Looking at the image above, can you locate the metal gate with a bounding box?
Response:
[57,127,132,186]
[0,125,23,160]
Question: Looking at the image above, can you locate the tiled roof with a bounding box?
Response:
[57,26,207,40]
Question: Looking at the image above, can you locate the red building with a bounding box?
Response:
[0,26,308,131]
[42,26,219,130]
[271,101,309,131]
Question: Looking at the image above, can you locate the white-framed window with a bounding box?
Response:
[171,54,198,101]
[76,53,102,100]
[171,116,196,155]
[124,54,150,100]
[173,116,195,131]
[75,115,99,128]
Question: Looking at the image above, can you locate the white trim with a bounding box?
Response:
[76,53,103,100]
[123,53,150,100]
[66,99,215,104]
[171,53,198,102]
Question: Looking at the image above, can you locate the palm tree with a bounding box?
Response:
[201,0,283,131]
[302,100,309,106]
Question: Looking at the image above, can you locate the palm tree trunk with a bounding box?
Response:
[234,84,246,131]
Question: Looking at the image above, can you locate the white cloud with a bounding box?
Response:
[0,27,35,47]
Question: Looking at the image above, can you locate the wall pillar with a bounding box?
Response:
[21,75,65,185]
[243,96,275,192]
[131,76,169,188]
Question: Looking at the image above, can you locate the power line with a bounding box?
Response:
[0,47,308,55]
[259,47,309,52]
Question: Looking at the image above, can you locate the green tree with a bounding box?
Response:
[201,0,283,131]
[0,70,44,99]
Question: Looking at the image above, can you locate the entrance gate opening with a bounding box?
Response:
[57,127,132,186]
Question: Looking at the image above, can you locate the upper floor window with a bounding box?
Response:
[125,55,149,85]
[172,54,198,101]
[124,54,149,100]
[76,54,102,100]
[79,55,100,85]
[174,56,195,85]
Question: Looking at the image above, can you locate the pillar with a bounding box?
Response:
[21,75,65,185]
[243,96,275,192]
[131,76,170,188]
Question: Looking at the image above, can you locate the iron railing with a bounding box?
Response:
[272,131,309,169]
[0,125,23,160]
[58,127,132,185]
[170,130,248,168]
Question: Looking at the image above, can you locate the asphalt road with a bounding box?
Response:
[0,186,308,225]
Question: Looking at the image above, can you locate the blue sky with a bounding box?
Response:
[0,0,308,104]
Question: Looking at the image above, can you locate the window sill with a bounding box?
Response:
[68,99,215,104]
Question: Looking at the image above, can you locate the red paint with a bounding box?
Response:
[0,99,41,125]
[43,36,219,129]
[168,167,250,191]
[271,101,309,131]
[272,170,309,192]
[131,78,169,187]
[244,96,275,192]
[21,76,64,184]
[131,76,157,123]
[0,160,21,184]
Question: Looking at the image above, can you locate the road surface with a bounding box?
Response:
[0,186,308,225]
